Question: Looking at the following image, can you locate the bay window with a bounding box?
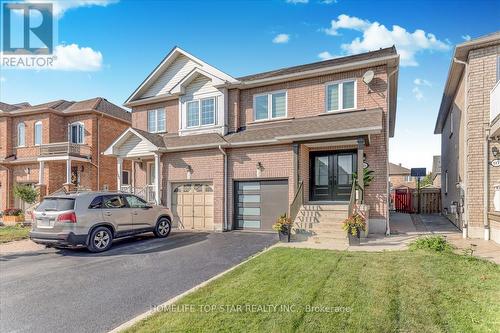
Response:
[254,91,287,121]
[147,109,166,133]
[326,80,356,112]
[186,97,216,128]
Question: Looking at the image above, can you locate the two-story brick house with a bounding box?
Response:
[0,98,131,211]
[105,47,399,236]
[434,32,500,243]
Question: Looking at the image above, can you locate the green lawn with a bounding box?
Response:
[0,225,31,243]
[127,248,500,333]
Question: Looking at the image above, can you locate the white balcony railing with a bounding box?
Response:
[120,185,156,203]
[491,80,500,124]
[39,142,92,158]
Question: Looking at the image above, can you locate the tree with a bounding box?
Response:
[420,173,434,187]
[13,185,39,205]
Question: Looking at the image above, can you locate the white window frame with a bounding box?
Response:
[186,96,217,129]
[147,109,166,133]
[146,161,155,186]
[253,90,288,122]
[122,170,130,186]
[68,122,85,144]
[34,121,42,146]
[324,79,357,113]
[17,122,25,147]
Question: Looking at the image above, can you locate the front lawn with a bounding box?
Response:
[0,225,31,243]
[127,247,500,333]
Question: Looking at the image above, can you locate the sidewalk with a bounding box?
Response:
[280,213,500,264]
[0,239,45,255]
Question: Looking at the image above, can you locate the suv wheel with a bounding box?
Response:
[88,226,113,252]
[154,217,171,238]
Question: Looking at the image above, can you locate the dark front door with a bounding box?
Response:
[310,151,357,202]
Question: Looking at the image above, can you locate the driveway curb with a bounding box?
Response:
[108,243,277,333]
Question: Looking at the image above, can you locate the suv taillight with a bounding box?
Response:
[57,212,77,223]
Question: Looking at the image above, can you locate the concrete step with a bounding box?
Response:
[298,210,348,218]
[301,204,349,211]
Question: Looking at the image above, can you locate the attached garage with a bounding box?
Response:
[234,179,289,231]
[172,183,214,230]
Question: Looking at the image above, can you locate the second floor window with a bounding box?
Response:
[147,109,166,133]
[326,80,356,112]
[17,122,25,147]
[34,121,42,146]
[69,122,84,144]
[254,91,287,121]
[186,97,216,128]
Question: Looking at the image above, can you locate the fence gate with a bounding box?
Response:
[394,188,413,213]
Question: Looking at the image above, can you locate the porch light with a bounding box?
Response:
[493,146,499,157]
[256,162,264,178]
[186,165,193,180]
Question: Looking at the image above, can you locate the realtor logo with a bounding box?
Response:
[2,2,53,55]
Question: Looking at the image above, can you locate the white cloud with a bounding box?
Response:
[23,0,118,18]
[322,14,450,66]
[52,44,103,71]
[319,0,337,3]
[462,34,471,41]
[412,86,424,101]
[414,78,431,87]
[0,76,6,83]
[286,0,309,3]
[318,51,336,60]
[273,34,290,44]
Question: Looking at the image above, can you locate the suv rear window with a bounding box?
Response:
[36,198,75,211]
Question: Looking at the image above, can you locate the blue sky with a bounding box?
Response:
[1,0,499,170]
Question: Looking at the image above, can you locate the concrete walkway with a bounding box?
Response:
[280,213,500,264]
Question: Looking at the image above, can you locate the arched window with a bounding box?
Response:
[34,121,42,145]
[17,123,25,147]
[69,122,84,144]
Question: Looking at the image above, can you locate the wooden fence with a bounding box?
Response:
[392,187,441,214]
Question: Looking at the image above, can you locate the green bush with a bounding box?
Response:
[409,236,453,253]
[13,185,39,205]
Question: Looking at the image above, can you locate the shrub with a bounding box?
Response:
[13,185,39,205]
[409,236,453,253]
[272,213,293,233]
[342,213,367,236]
[3,208,23,216]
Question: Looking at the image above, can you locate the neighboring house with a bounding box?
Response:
[389,162,415,189]
[105,46,399,234]
[431,155,441,188]
[0,98,131,211]
[434,32,500,243]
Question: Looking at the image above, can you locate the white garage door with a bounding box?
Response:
[172,183,214,230]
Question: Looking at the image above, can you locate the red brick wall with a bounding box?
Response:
[131,99,178,133]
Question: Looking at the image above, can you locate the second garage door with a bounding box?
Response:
[234,179,289,231]
[172,183,214,230]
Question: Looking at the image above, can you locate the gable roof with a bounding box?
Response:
[389,163,410,175]
[125,47,237,106]
[434,32,500,134]
[0,97,131,122]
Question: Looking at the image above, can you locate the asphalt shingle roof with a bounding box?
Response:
[389,162,410,175]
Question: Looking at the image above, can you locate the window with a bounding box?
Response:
[88,196,103,209]
[404,176,413,182]
[124,195,148,208]
[102,195,127,208]
[122,170,130,185]
[36,198,75,211]
[147,109,166,133]
[186,97,216,128]
[69,122,84,144]
[34,121,42,146]
[17,122,25,146]
[254,91,286,121]
[147,162,155,185]
[325,80,356,112]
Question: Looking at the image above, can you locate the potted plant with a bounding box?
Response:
[342,213,367,246]
[272,213,292,242]
[353,167,374,237]
[2,208,24,225]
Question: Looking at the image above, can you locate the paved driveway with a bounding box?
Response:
[0,231,277,333]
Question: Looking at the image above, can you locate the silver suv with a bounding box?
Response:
[30,192,173,252]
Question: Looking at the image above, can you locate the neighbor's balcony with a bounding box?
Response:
[39,142,92,159]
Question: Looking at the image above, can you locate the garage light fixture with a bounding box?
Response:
[256,162,264,178]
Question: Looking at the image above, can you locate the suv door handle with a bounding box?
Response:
[104,211,112,216]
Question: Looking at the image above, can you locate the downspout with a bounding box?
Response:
[218,145,228,231]
[97,114,102,190]
[484,129,490,240]
[454,57,468,238]
[386,67,398,236]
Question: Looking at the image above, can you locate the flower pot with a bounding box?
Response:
[2,215,25,226]
[347,228,361,246]
[278,225,291,243]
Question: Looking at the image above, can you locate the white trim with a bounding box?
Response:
[146,161,155,186]
[17,122,25,147]
[170,67,226,95]
[324,79,357,113]
[34,120,42,146]
[68,121,85,144]
[253,90,288,122]
[103,127,160,156]
[37,155,90,162]
[186,96,217,128]
[122,170,130,186]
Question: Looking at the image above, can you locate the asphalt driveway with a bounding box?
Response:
[0,231,277,333]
